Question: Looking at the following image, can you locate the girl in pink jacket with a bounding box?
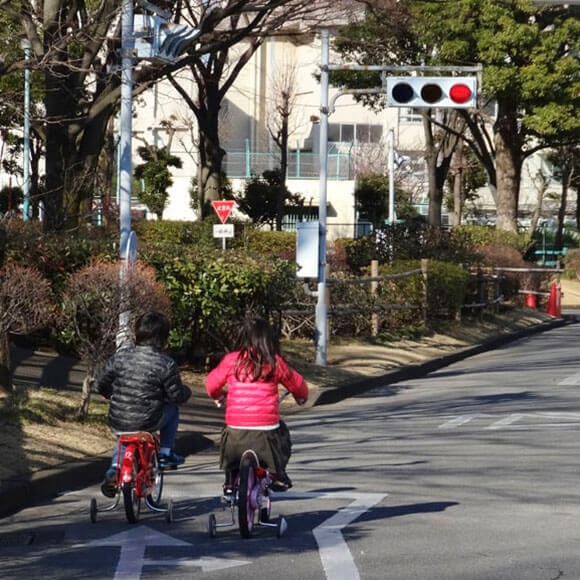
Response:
[206,318,308,492]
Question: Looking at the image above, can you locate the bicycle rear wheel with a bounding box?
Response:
[146,451,164,507]
[122,453,141,523]
[238,452,258,538]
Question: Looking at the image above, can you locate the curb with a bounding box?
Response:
[311,316,574,407]
[0,430,213,520]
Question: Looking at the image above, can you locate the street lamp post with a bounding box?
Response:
[21,38,31,221]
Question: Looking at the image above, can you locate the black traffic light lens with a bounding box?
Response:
[391,82,414,104]
[421,83,443,103]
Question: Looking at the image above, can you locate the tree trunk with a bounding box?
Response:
[77,368,95,420]
[423,112,441,227]
[494,108,520,233]
[0,332,12,396]
[197,110,226,218]
[452,139,464,226]
[555,162,570,251]
[276,115,289,231]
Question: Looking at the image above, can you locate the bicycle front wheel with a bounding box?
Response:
[238,453,258,538]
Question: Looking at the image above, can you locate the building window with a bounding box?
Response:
[399,108,422,124]
[328,123,382,144]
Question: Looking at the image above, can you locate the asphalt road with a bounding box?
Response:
[2,322,580,579]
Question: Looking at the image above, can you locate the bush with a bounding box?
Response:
[474,245,552,306]
[2,219,117,293]
[234,229,296,260]
[563,248,580,280]
[376,260,468,322]
[452,225,530,254]
[341,222,478,272]
[58,260,171,370]
[0,263,55,394]
[133,219,216,251]
[158,251,296,363]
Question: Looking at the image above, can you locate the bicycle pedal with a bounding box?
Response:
[161,464,178,471]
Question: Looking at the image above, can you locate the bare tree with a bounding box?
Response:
[0,263,55,395]
[1,0,334,231]
[167,0,339,218]
[267,60,306,230]
[59,261,171,419]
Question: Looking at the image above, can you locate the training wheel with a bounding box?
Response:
[276,515,288,538]
[89,498,98,523]
[208,513,217,538]
[165,499,174,523]
[89,497,98,523]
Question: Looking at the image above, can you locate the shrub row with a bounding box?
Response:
[1,219,548,366]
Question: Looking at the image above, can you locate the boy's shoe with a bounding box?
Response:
[100,467,117,498]
[159,451,185,469]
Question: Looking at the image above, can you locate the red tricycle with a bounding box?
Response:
[89,431,174,524]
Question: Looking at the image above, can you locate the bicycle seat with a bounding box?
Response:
[117,431,158,444]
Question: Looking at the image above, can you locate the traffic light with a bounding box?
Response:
[134,14,199,63]
[386,77,477,109]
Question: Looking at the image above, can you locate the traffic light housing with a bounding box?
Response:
[386,77,477,109]
[134,14,199,63]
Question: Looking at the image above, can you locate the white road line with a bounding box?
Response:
[559,372,580,386]
[485,413,525,430]
[438,414,481,429]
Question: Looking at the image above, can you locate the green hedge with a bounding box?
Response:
[233,228,296,260]
[157,250,296,361]
[377,260,469,321]
[452,225,529,254]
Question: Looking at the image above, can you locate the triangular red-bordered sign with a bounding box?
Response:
[211,200,235,224]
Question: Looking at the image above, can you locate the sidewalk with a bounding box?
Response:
[0,310,574,519]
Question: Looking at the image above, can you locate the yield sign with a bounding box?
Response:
[211,200,235,224]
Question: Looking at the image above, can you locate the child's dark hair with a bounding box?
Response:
[135,311,170,350]
[234,318,280,382]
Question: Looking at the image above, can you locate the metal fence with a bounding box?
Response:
[223,141,352,180]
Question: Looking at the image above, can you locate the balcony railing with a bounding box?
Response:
[223,141,352,180]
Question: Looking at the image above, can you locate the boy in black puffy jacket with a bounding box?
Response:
[96,311,191,497]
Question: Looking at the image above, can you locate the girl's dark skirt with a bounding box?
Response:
[220,420,292,475]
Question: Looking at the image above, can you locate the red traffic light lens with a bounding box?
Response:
[421,83,443,104]
[391,82,414,104]
[449,83,472,104]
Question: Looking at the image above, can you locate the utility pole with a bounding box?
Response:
[117,0,135,348]
[21,39,31,221]
[315,29,330,366]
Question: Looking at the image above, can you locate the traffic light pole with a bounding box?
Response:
[315,31,481,366]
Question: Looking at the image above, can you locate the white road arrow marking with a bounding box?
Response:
[559,372,580,385]
[283,492,385,580]
[144,556,251,572]
[73,525,190,579]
